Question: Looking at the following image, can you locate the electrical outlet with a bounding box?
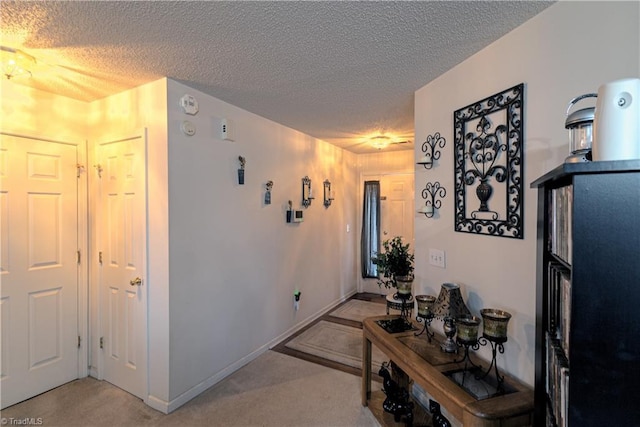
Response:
[429,248,446,268]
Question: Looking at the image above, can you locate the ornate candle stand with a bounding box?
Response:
[414,295,436,342]
[452,316,482,373]
[475,309,512,392]
[475,334,507,391]
[393,291,413,325]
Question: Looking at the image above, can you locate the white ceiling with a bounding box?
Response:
[1,1,553,153]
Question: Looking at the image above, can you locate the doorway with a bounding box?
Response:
[0,133,87,409]
[92,132,148,400]
[0,130,148,408]
[358,173,414,294]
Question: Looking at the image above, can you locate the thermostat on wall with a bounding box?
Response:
[179,94,199,115]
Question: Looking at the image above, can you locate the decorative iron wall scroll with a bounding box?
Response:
[454,83,524,239]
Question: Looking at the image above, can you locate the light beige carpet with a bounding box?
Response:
[285,320,387,372]
[328,299,387,322]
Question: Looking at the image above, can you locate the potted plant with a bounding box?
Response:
[373,236,415,297]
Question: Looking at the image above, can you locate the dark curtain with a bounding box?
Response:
[361,181,381,278]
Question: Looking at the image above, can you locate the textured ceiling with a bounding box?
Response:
[1,1,553,153]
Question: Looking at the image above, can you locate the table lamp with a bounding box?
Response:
[432,283,471,353]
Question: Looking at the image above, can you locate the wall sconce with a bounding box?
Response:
[418,181,446,218]
[417,132,446,169]
[238,156,246,185]
[302,176,313,207]
[265,180,273,205]
[1,46,36,80]
[323,179,334,207]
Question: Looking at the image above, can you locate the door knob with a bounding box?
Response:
[130,277,142,287]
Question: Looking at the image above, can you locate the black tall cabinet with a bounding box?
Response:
[531,160,640,426]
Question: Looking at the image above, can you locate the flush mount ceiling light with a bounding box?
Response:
[369,135,410,150]
[1,46,36,79]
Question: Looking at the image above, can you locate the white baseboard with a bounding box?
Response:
[269,289,357,349]
[144,289,357,414]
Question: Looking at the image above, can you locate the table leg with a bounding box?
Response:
[362,335,372,406]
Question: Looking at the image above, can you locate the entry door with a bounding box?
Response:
[0,134,79,409]
[380,174,414,245]
[96,133,146,399]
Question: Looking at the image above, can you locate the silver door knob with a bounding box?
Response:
[130,277,142,287]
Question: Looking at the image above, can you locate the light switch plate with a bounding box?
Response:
[429,248,446,268]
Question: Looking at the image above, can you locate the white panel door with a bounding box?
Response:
[97,134,146,400]
[380,174,414,244]
[0,134,79,409]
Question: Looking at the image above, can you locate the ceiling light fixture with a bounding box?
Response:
[370,135,392,150]
[1,46,36,80]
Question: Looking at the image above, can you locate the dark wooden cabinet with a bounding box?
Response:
[531,160,640,426]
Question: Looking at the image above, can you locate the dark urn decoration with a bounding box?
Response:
[379,363,414,426]
[475,178,492,212]
[429,399,451,427]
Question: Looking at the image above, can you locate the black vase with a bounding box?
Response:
[238,169,245,185]
[476,179,492,212]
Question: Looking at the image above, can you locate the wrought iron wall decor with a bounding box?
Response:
[323,179,334,207]
[453,83,524,239]
[238,156,246,185]
[418,181,446,218]
[302,176,313,207]
[417,132,446,169]
[265,180,273,205]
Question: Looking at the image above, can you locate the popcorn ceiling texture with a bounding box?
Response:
[1,1,552,152]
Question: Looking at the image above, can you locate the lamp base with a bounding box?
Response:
[441,317,458,353]
[440,336,458,353]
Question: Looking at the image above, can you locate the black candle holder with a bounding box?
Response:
[414,314,435,342]
[417,132,446,170]
[475,334,507,391]
[393,292,413,324]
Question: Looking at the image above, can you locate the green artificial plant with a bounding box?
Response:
[372,236,415,289]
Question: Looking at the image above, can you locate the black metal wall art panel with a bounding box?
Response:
[454,83,524,239]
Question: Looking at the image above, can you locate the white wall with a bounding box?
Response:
[86,78,171,406]
[165,79,359,404]
[413,1,639,387]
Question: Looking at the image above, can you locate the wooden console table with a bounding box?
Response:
[362,315,533,427]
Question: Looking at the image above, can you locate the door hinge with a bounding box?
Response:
[100,337,104,349]
[78,335,81,348]
[76,163,85,178]
[77,250,81,264]
[99,251,103,265]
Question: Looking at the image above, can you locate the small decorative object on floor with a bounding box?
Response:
[379,362,414,426]
[429,399,451,427]
[238,156,246,185]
